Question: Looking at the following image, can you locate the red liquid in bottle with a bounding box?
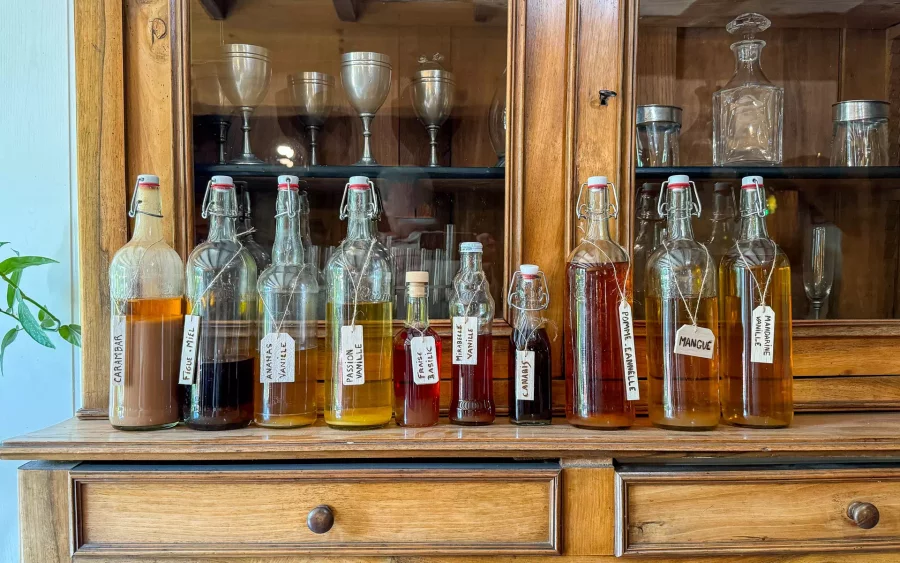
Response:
[450,336,494,425]
[392,328,442,427]
[508,327,552,424]
[564,262,635,429]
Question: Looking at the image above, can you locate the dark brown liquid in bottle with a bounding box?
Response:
[508,327,552,425]
[182,357,255,430]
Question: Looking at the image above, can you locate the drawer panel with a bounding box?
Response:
[617,467,900,556]
[72,462,560,556]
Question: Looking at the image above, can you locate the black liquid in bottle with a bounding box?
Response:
[182,358,255,430]
[508,327,552,424]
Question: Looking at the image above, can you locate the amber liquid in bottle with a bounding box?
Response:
[255,347,318,427]
[450,336,494,425]
[393,327,442,427]
[565,263,634,429]
[110,297,183,430]
[508,327,552,425]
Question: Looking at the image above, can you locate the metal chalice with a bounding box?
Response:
[218,44,272,165]
[410,68,455,167]
[341,52,392,166]
[192,62,232,165]
[288,72,334,166]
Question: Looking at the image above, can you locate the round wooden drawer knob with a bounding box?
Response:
[307,505,335,534]
[847,501,879,529]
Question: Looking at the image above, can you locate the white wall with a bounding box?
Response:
[0,0,79,560]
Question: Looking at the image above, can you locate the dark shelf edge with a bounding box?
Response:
[635,166,900,181]
[196,164,506,181]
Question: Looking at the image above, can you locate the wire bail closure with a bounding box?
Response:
[657,179,702,218]
[576,180,619,220]
[129,177,163,218]
[200,179,239,219]
[339,179,381,220]
[742,180,766,218]
[507,269,550,312]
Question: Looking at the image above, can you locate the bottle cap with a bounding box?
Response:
[210,175,234,190]
[348,176,370,190]
[587,176,608,190]
[460,241,483,253]
[741,175,764,189]
[137,174,160,188]
[520,264,539,278]
[667,174,690,189]
[406,271,429,284]
[278,175,300,190]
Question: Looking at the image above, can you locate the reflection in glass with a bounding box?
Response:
[288,72,334,167]
[803,223,835,320]
[489,68,507,167]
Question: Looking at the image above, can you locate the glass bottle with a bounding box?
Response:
[108,174,184,430]
[720,175,793,428]
[237,182,271,271]
[712,13,784,166]
[324,176,393,429]
[508,264,552,425]
[449,242,495,425]
[393,271,442,427]
[633,183,665,319]
[705,182,738,267]
[255,175,319,428]
[183,175,258,430]
[565,176,635,429]
[646,174,719,430]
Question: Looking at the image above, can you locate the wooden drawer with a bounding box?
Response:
[616,467,900,556]
[71,462,560,556]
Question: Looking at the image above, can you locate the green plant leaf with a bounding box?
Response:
[7,268,22,309]
[18,301,54,349]
[58,324,82,347]
[0,328,17,376]
[0,242,8,249]
[0,256,57,276]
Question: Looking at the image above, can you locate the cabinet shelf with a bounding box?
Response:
[196,164,506,182]
[635,166,900,182]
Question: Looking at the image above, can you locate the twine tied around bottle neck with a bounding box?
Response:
[660,238,713,328]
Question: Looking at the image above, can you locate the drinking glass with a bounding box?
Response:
[803,223,835,319]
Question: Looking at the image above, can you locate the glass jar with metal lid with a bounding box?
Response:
[830,100,890,166]
[636,105,682,167]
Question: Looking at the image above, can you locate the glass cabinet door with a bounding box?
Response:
[189,0,508,319]
[632,5,900,321]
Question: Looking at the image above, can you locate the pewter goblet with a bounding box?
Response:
[218,44,272,165]
[341,52,392,166]
[410,69,455,167]
[192,62,232,165]
[288,72,334,166]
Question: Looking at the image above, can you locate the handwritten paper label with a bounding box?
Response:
[515,350,535,401]
[751,306,775,364]
[179,314,201,385]
[674,325,715,359]
[340,325,365,386]
[109,315,126,387]
[411,336,440,385]
[452,316,478,365]
[618,301,640,400]
[261,332,295,383]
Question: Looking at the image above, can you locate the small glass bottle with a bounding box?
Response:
[633,183,665,320]
[646,174,719,430]
[393,271,442,427]
[508,264,552,425]
[449,242,495,425]
[720,175,793,428]
[712,13,784,166]
[108,174,184,430]
[565,176,635,429]
[705,182,738,267]
[324,176,393,429]
[183,175,258,430]
[255,175,319,428]
[237,183,271,271]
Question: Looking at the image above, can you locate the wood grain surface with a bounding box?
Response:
[62,555,900,563]
[19,461,78,563]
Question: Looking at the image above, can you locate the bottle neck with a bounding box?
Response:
[405,285,430,330]
[272,190,304,266]
[346,189,375,240]
[730,40,769,84]
[208,188,238,242]
[583,188,611,241]
[739,188,769,241]
[461,252,483,273]
[665,188,694,241]
[132,187,164,242]
[517,278,542,327]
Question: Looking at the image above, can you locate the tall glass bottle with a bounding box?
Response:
[255,175,318,428]
[633,183,665,319]
[183,175,258,430]
[712,13,784,166]
[508,264,552,425]
[237,183,271,271]
[646,174,719,430]
[705,183,738,267]
[108,174,184,430]
[324,176,393,429]
[393,271,442,427]
[449,242,495,425]
[565,177,635,429]
[720,176,793,427]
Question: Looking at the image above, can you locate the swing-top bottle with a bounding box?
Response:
[645,174,719,430]
[108,174,184,430]
[719,175,792,427]
[255,175,319,428]
[565,176,635,429]
[705,182,739,267]
[237,183,271,271]
[508,264,552,425]
[324,176,393,429]
[182,175,258,430]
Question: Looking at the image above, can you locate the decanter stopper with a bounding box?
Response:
[726,13,771,40]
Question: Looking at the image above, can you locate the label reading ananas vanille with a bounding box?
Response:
[673,325,715,359]
[618,301,640,400]
[515,350,535,401]
[452,316,478,365]
[340,325,365,386]
[110,315,126,387]
[750,305,775,364]
[178,315,201,385]
[261,332,295,383]
[411,336,439,385]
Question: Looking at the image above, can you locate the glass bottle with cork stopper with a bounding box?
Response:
[719,175,793,427]
[181,175,258,430]
[565,176,636,429]
[255,175,319,428]
[393,271,442,427]
[508,264,552,425]
[324,175,393,429]
[645,174,719,430]
[108,174,185,430]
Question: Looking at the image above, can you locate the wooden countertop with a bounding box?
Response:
[3,413,900,461]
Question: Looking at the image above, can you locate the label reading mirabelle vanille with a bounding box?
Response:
[178,314,201,385]
[673,325,715,359]
[340,325,365,386]
[452,316,478,366]
[750,305,775,364]
[618,301,640,400]
[260,332,295,383]
[110,315,126,387]
[411,336,439,385]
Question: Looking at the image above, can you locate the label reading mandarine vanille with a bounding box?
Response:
[340,325,365,386]
[673,325,715,359]
[750,305,775,364]
[515,350,535,401]
[178,314,201,385]
[261,332,295,384]
[618,301,640,400]
[411,336,439,385]
[452,316,478,365]
[110,315,126,387]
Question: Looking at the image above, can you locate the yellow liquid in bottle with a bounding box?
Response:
[720,261,793,427]
[324,301,393,429]
[254,347,318,428]
[646,295,720,430]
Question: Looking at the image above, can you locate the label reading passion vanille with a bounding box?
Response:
[452,316,478,365]
[178,314,201,385]
[261,332,295,383]
[411,336,439,385]
[618,301,640,400]
[340,325,365,386]
[750,305,775,364]
[110,315,126,387]
[673,325,715,359]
